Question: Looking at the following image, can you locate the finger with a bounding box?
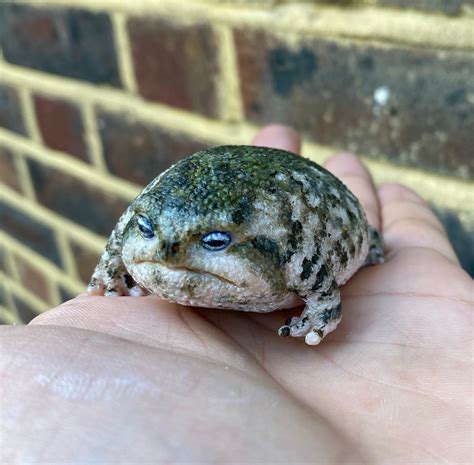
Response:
[252,124,301,154]
[377,183,459,263]
[324,152,380,230]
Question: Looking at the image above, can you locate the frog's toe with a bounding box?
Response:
[305,330,323,345]
[305,317,342,345]
[87,278,105,296]
[278,316,311,338]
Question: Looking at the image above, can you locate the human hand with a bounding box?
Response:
[2,126,472,464]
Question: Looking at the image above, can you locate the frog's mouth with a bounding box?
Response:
[131,260,239,287]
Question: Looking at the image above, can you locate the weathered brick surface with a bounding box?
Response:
[0,5,121,86]
[0,147,22,193]
[0,203,62,267]
[34,94,88,161]
[12,294,38,323]
[27,158,129,237]
[97,109,208,186]
[127,18,220,117]
[69,240,100,284]
[13,253,51,304]
[234,29,474,179]
[0,84,27,136]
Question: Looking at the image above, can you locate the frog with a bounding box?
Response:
[88,146,384,345]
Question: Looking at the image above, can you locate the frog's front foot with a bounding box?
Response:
[278,281,342,345]
[87,267,148,296]
[278,310,342,345]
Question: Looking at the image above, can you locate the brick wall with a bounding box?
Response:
[0,0,473,324]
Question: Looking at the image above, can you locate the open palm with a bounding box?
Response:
[2,126,472,464]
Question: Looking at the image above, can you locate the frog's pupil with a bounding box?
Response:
[201,231,231,251]
[137,215,154,239]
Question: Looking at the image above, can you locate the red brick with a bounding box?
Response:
[69,240,100,284]
[27,158,130,237]
[127,18,220,117]
[0,147,22,193]
[97,109,208,186]
[0,84,26,136]
[34,95,88,161]
[233,29,474,179]
[0,5,121,86]
[13,253,51,304]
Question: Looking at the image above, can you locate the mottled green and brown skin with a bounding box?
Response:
[88,146,383,345]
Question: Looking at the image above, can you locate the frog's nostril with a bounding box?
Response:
[159,241,180,261]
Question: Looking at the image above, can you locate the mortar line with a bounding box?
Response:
[48,282,63,307]
[0,128,141,202]
[214,23,244,122]
[1,231,88,292]
[14,151,37,201]
[18,86,42,144]
[3,283,19,322]
[82,101,108,172]
[0,186,107,251]
[55,229,79,280]
[112,11,138,94]
[3,246,20,282]
[27,0,474,51]
[2,271,50,315]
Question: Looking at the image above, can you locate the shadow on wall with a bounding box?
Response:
[433,207,474,277]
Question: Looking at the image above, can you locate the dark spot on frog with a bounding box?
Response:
[320,302,342,324]
[297,316,309,328]
[311,264,328,291]
[268,47,317,97]
[278,325,291,337]
[300,257,313,281]
[334,216,343,228]
[288,220,303,250]
[232,198,253,225]
[334,241,344,260]
[348,242,356,256]
[282,250,294,264]
[251,236,281,264]
[340,250,348,266]
[320,281,338,299]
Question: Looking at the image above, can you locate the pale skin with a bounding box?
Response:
[1,125,472,464]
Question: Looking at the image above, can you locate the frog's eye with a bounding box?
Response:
[201,231,232,251]
[137,215,155,239]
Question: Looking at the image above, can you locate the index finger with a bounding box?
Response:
[377,183,459,263]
